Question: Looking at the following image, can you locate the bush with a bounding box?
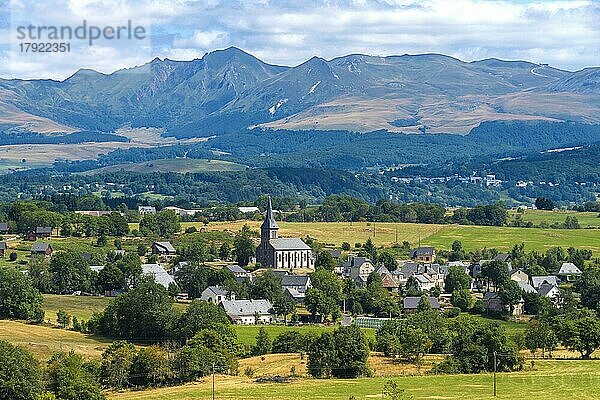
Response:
[185,226,198,234]
[0,340,43,400]
[444,307,461,318]
[9,252,17,261]
[0,268,44,322]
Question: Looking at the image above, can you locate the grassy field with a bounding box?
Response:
[508,209,600,228]
[108,359,600,400]
[0,320,110,360]
[42,294,110,324]
[234,325,376,347]
[82,158,246,175]
[203,220,600,252]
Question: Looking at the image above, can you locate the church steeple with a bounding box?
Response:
[261,196,279,239]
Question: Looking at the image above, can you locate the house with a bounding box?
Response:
[484,292,524,316]
[281,274,311,294]
[256,197,315,270]
[556,262,582,282]
[510,269,529,283]
[0,242,6,257]
[171,261,189,277]
[281,274,311,303]
[201,286,234,303]
[238,206,260,214]
[90,265,105,273]
[381,273,400,293]
[31,242,52,257]
[74,210,114,217]
[531,275,559,290]
[494,253,512,265]
[516,281,536,294]
[164,206,201,217]
[409,247,436,263]
[142,264,175,289]
[220,299,274,324]
[345,257,375,283]
[138,206,156,215]
[446,261,470,274]
[403,296,440,314]
[35,226,52,238]
[327,249,342,260]
[414,273,437,292]
[151,241,176,256]
[538,283,560,301]
[0,222,8,234]
[225,264,252,282]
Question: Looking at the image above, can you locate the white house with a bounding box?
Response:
[138,206,156,215]
[220,299,274,325]
[556,262,582,282]
[201,286,234,303]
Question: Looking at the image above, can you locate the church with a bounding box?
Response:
[256,197,315,270]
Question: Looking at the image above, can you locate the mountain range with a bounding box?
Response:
[1,47,600,138]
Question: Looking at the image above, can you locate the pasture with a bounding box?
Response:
[508,209,600,228]
[0,320,110,360]
[108,359,600,400]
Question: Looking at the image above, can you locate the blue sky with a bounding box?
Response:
[1,0,599,79]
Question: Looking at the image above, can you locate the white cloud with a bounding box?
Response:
[1,0,598,79]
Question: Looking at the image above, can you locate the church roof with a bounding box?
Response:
[269,238,311,250]
[261,196,279,230]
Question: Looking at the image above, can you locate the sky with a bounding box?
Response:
[1,0,599,80]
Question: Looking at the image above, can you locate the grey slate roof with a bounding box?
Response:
[0,242,6,250]
[221,299,273,317]
[0,222,8,231]
[285,287,306,300]
[142,263,175,288]
[202,286,228,297]
[403,296,440,309]
[409,247,435,258]
[557,262,582,276]
[494,253,511,262]
[327,249,342,259]
[531,275,559,289]
[270,238,311,251]
[373,265,391,276]
[153,241,176,253]
[261,196,279,230]
[516,281,536,294]
[346,256,372,268]
[538,283,559,297]
[31,242,50,252]
[226,264,248,274]
[36,227,52,234]
[281,274,310,288]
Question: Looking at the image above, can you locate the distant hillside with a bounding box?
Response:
[80,158,246,175]
[1,47,599,137]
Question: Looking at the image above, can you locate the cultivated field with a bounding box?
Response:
[108,359,600,400]
[203,220,600,252]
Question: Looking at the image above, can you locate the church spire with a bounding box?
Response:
[261,196,279,230]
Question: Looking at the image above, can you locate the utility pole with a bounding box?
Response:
[212,362,216,400]
[493,351,497,397]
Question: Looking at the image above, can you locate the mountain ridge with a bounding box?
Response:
[1,46,599,137]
